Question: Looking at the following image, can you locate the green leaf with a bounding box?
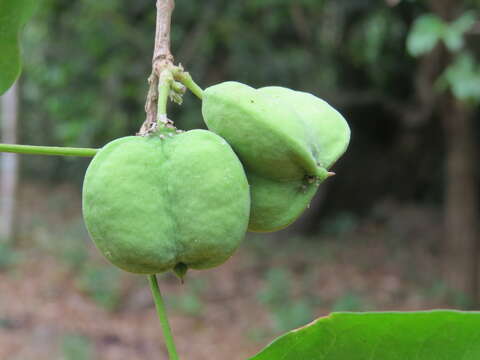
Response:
[442,29,464,53]
[407,14,445,57]
[439,53,480,103]
[249,311,480,360]
[0,0,37,95]
[450,11,477,35]
[442,12,477,53]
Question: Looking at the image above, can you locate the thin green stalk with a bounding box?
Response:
[158,70,174,117]
[0,143,98,157]
[148,274,180,360]
[174,71,204,100]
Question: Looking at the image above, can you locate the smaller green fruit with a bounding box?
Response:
[202,81,350,232]
[247,174,319,232]
[202,81,319,181]
[259,86,350,169]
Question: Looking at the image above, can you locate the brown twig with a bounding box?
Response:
[139,0,175,135]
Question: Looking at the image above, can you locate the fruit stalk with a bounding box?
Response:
[157,69,174,117]
[0,143,97,157]
[173,70,204,100]
[139,0,176,135]
[148,275,180,360]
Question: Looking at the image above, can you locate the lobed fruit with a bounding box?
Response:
[202,81,350,232]
[82,129,250,275]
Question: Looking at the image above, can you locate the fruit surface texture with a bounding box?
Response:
[82,129,250,274]
[202,81,350,232]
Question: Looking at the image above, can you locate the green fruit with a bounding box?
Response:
[82,129,250,275]
[202,81,350,232]
[259,86,350,169]
[247,173,319,232]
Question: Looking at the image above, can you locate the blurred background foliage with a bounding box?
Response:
[17,0,476,210]
[1,0,480,359]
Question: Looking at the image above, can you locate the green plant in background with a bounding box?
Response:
[258,268,314,333]
[25,218,91,272]
[438,52,480,103]
[54,220,90,271]
[77,265,121,311]
[60,237,89,272]
[331,292,367,312]
[0,240,20,270]
[424,281,475,309]
[61,333,94,360]
[320,211,358,237]
[407,12,477,56]
[174,293,203,317]
[167,277,207,317]
[168,292,203,317]
[407,11,480,104]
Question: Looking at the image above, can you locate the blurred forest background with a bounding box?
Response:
[1,0,480,359]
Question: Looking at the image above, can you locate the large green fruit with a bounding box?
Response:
[202,81,350,232]
[82,129,250,275]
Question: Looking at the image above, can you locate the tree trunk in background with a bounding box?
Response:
[442,97,479,305]
[0,82,19,241]
[427,0,480,306]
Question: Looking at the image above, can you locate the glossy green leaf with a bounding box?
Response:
[0,0,37,95]
[249,311,480,360]
[406,14,444,57]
